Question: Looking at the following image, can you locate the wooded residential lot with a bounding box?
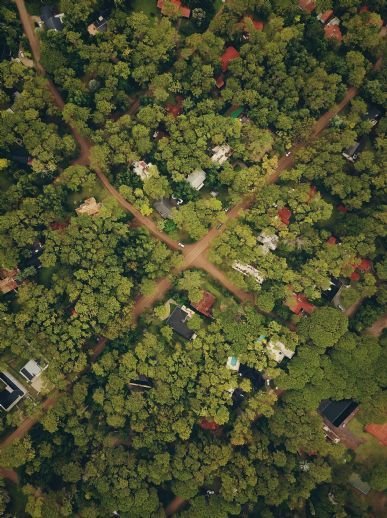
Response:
[0,0,386,516]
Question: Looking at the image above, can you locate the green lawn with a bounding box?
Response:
[348,418,387,467]
[131,0,159,17]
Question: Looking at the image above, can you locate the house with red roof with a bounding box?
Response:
[244,16,264,31]
[327,236,337,245]
[285,292,315,315]
[277,207,292,225]
[220,47,240,72]
[157,0,191,18]
[317,10,334,24]
[299,0,316,14]
[350,258,372,281]
[166,95,184,117]
[192,291,216,318]
[324,18,343,42]
[199,419,220,431]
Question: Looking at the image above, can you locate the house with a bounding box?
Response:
[244,16,264,31]
[19,359,48,383]
[76,197,102,216]
[153,198,179,219]
[285,292,315,315]
[267,340,295,363]
[133,161,153,181]
[349,473,371,495]
[324,18,343,41]
[321,277,343,302]
[87,16,108,36]
[192,291,216,318]
[365,423,387,446]
[342,137,367,162]
[199,419,220,431]
[0,371,27,412]
[226,356,240,372]
[211,145,232,165]
[362,105,382,126]
[277,207,292,225]
[21,241,44,271]
[230,106,244,119]
[0,268,19,294]
[317,10,334,24]
[40,5,64,31]
[298,0,316,14]
[220,47,240,72]
[238,364,265,391]
[157,0,191,18]
[258,231,278,254]
[167,305,196,340]
[186,169,206,191]
[319,399,358,428]
[232,261,264,284]
[215,75,225,89]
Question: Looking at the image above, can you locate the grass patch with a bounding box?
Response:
[6,482,27,517]
[131,0,159,17]
[348,418,387,467]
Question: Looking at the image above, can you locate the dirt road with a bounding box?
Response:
[365,314,387,338]
[0,467,19,484]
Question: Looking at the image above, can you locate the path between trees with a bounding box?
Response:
[365,314,387,338]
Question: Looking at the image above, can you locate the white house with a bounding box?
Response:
[19,360,48,383]
[226,356,240,372]
[186,169,206,190]
[267,340,295,363]
[232,261,264,284]
[258,231,279,254]
[211,145,232,165]
[133,161,153,181]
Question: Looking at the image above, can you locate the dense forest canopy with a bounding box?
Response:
[0,0,385,516]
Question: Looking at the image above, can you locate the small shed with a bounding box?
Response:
[88,16,108,35]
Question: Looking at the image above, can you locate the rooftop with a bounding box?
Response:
[192,291,216,318]
[299,0,316,13]
[186,169,206,191]
[167,306,195,340]
[267,340,295,363]
[0,371,27,412]
[319,399,358,427]
[19,359,47,382]
[157,0,191,18]
[87,16,108,35]
[285,292,315,315]
[277,207,292,225]
[211,145,232,165]
[220,47,240,72]
[41,5,64,31]
[76,197,101,216]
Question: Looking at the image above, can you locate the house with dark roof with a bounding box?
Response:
[40,5,64,31]
[342,136,367,162]
[167,305,196,340]
[322,277,343,302]
[0,371,27,412]
[319,399,358,428]
[153,198,180,219]
[362,105,382,126]
[238,364,265,391]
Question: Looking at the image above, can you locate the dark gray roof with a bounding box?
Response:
[167,306,194,340]
[153,198,177,219]
[319,399,358,427]
[363,105,382,124]
[41,6,64,31]
[0,372,26,410]
[322,278,342,302]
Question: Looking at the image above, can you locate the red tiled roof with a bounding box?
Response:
[359,5,369,13]
[199,419,219,431]
[215,75,225,88]
[166,96,184,117]
[318,10,334,23]
[327,236,337,245]
[351,271,361,281]
[365,423,387,446]
[278,207,292,225]
[50,221,68,231]
[337,204,348,213]
[220,46,240,72]
[192,291,216,318]
[324,24,343,41]
[157,0,190,18]
[286,293,315,315]
[299,0,316,14]
[244,16,264,31]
